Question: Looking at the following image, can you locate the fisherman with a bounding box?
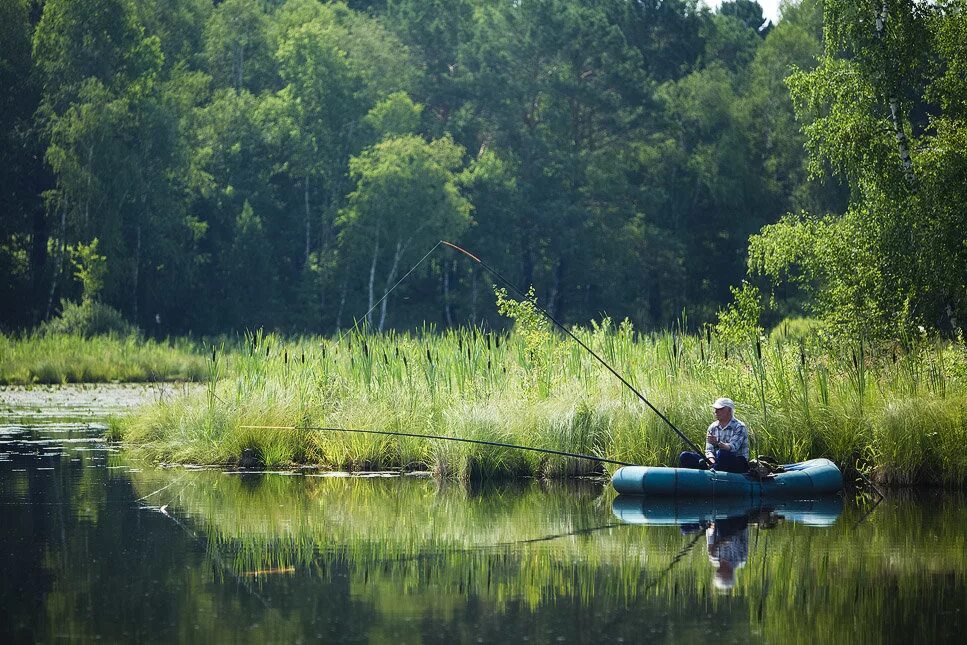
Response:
[678,397,749,473]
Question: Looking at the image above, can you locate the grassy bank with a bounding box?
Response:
[117,325,967,486]
[0,333,209,384]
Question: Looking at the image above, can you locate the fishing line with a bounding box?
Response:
[240,424,636,467]
[440,240,707,459]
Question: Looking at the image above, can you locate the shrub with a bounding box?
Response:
[41,299,138,338]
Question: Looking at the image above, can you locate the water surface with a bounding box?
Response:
[1,386,963,643]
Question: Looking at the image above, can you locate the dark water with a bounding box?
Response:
[1,387,964,644]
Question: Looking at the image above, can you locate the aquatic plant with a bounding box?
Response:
[116,323,967,486]
[0,332,208,385]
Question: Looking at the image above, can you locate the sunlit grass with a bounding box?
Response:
[0,332,209,385]
[116,324,967,486]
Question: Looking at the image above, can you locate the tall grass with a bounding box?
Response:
[0,332,209,384]
[118,323,967,486]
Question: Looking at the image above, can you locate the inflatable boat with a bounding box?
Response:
[611,458,843,498]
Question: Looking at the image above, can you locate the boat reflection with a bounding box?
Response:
[612,496,843,592]
[612,495,844,527]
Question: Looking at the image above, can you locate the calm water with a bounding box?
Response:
[1,386,964,644]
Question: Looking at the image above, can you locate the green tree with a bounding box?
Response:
[338,134,472,330]
[203,0,275,92]
[0,0,45,328]
[749,0,967,339]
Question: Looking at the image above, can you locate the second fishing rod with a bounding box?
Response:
[440,240,707,460]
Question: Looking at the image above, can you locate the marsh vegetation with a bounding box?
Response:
[117,325,967,486]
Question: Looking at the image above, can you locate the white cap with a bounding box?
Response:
[712,397,735,411]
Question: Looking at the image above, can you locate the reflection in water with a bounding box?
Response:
[612,496,843,593]
[705,513,748,591]
[1,398,966,643]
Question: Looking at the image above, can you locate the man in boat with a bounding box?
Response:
[678,397,749,473]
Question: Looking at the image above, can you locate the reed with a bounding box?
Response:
[0,332,209,385]
[117,324,967,486]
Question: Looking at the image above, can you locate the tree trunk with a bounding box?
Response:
[876,2,916,189]
[378,239,404,332]
[84,147,93,232]
[443,259,453,327]
[367,224,380,327]
[304,175,311,268]
[335,275,348,332]
[132,217,141,322]
[521,230,534,289]
[45,198,67,320]
[30,200,49,324]
[547,257,563,319]
[888,98,915,186]
[470,264,478,325]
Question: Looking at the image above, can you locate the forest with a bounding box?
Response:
[0,0,964,341]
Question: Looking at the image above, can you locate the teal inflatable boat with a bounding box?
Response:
[611,458,843,498]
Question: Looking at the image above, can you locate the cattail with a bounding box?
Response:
[383,351,389,365]
[426,348,432,364]
[211,345,217,362]
[301,351,305,364]
[284,350,288,364]
[363,342,369,358]
[755,337,762,361]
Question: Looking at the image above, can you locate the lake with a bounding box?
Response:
[1,385,964,643]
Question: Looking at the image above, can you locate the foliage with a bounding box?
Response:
[714,281,764,347]
[494,286,551,351]
[0,332,206,384]
[749,0,967,341]
[69,238,106,302]
[40,300,136,339]
[0,0,951,342]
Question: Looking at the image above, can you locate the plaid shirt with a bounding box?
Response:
[706,417,749,459]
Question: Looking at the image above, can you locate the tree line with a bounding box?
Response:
[0,0,963,340]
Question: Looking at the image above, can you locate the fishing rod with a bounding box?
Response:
[440,240,707,459]
[240,425,636,468]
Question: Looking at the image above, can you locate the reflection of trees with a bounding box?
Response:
[127,469,967,643]
[9,446,967,644]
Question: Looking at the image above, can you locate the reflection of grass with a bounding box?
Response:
[120,327,967,485]
[129,469,967,643]
[0,333,208,384]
